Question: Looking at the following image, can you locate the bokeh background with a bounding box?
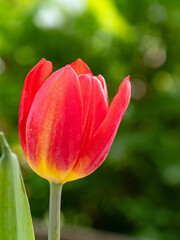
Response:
[0,0,180,239]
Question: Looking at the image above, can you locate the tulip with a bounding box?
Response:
[19,58,131,240]
[19,58,131,184]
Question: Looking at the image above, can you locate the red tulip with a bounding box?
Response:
[19,58,131,183]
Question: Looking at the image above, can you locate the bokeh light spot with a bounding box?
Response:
[163,165,180,185]
[131,78,147,100]
[34,3,65,29]
[148,2,168,23]
[152,71,175,93]
[143,47,166,68]
[55,0,87,15]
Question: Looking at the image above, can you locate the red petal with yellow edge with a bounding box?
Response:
[26,66,83,183]
[64,76,131,182]
[19,58,53,154]
[70,58,92,76]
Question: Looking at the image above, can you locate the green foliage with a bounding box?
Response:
[0,0,180,240]
[0,132,35,240]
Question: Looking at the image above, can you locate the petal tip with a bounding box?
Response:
[76,58,83,62]
[65,64,76,72]
[40,58,53,67]
[119,75,131,89]
[124,75,130,81]
[75,58,86,64]
[70,58,92,76]
[41,57,46,61]
[118,76,131,102]
[72,58,84,66]
[40,58,48,64]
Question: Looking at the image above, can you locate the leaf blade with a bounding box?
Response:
[0,132,35,240]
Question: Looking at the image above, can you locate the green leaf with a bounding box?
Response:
[0,132,35,240]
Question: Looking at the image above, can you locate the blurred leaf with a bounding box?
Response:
[0,132,35,240]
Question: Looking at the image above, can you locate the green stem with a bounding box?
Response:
[48,182,63,240]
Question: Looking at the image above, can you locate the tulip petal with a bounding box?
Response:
[19,58,53,155]
[26,66,83,183]
[70,58,92,76]
[64,76,131,182]
[80,76,109,149]
[78,74,92,131]
[97,74,109,106]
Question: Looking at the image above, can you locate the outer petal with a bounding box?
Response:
[70,58,92,76]
[64,76,131,182]
[19,58,53,155]
[26,66,83,183]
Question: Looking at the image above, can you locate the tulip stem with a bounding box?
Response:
[48,182,63,240]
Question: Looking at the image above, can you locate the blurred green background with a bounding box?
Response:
[0,0,180,239]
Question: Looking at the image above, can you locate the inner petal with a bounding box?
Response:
[79,75,108,148]
[97,74,109,106]
[70,58,92,76]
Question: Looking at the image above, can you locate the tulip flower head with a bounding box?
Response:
[19,59,131,184]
